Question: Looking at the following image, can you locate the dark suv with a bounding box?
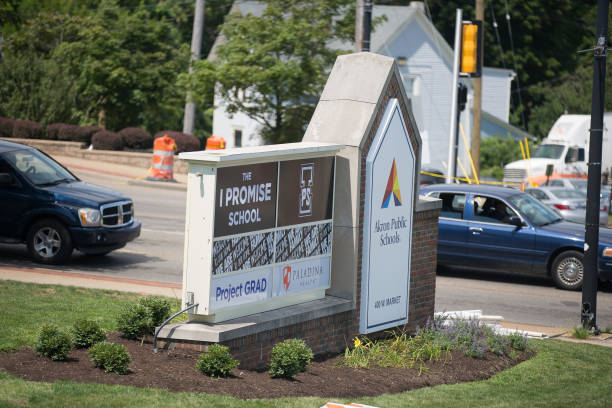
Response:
[0,140,141,264]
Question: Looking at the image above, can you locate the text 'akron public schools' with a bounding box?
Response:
[374,216,408,246]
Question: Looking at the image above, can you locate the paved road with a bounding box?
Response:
[0,168,186,284]
[435,268,612,329]
[1,167,611,330]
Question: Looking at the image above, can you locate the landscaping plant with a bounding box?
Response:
[195,344,239,378]
[89,342,131,374]
[139,296,173,330]
[34,324,73,361]
[269,339,313,379]
[116,296,173,339]
[72,319,106,348]
[116,302,153,340]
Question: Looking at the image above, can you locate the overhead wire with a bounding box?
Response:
[503,0,526,129]
[489,0,506,69]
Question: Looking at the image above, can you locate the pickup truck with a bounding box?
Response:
[0,139,141,264]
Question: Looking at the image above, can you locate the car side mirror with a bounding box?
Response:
[0,172,13,186]
[508,215,523,228]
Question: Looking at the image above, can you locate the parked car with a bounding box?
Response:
[524,186,607,225]
[420,183,612,290]
[0,140,141,264]
[542,177,588,191]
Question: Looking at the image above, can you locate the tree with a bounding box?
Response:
[480,134,530,180]
[0,1,190,132]
[423,0,596,132]
[187,0,355,144]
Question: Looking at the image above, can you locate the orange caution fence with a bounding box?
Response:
[147,134,176,181]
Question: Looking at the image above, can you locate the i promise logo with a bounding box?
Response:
[381,159,402,208]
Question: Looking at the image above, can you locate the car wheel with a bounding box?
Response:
[27,219,73,264]
[551,250,584,291]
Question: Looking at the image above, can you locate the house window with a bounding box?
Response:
[234,129,243,147]
[400,73,420,97]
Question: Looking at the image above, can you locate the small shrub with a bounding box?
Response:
[269,339,313,379]
[507,332,528,351]
[13,119,43,139]
[57,124,80,141]
[91,130,123,151]
[89,342,131,374]
[34,324,73,361]
[72,319,107,348]
[571,326,590,339]
[486,334,508,356]
[45,123,68,140]
[79,126,102,144]
[139,295,172,330]
[195,344,239,378]
[116,303,152,340]
[0,117,15,138]
[120,127,153,149]
[464,338,487,359]
[154,130,200,153]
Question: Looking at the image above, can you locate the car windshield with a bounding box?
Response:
[508,193,562,226]
[533,144,565,159]
[568,179,588,190]
[1,148,77,186]
[550,189,584,199]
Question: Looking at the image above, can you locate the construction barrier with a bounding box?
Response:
[205,135,226,150]
[147,134,177,181]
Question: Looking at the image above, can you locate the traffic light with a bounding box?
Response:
[457,83,468,111]
[460,20,482,77]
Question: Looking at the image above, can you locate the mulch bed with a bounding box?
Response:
[0,332,533,399]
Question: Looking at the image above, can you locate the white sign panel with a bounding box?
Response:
[360,99,415,333]
[273,256,331,297]
[210,268,272,311]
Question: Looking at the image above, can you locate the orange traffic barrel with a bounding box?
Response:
[206,135,226,150]
[147,134,176,182]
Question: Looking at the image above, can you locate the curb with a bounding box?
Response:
[127,178,187,191]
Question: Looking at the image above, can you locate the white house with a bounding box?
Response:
[209,1,528,173]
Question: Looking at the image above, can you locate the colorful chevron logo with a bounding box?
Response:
[381,159,402,208]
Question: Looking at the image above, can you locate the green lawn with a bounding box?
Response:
[1,280,612,407]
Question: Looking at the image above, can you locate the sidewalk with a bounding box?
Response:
[53,154,188,190]
[0,265,181,299]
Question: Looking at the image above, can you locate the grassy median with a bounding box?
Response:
[1,280,611,407]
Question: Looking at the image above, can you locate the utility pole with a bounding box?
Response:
[361,0,372,52]
[183,0,205,136]
[355,0,363,52]
[446,9,462,183]
[470,0,484,178]
[582,0,608,332]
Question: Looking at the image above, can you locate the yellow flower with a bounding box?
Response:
[354,337,361,348]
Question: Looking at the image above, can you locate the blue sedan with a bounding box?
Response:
[420,184,612,290]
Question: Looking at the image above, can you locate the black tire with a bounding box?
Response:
[26,219,73,264]
[551,250,584,291]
